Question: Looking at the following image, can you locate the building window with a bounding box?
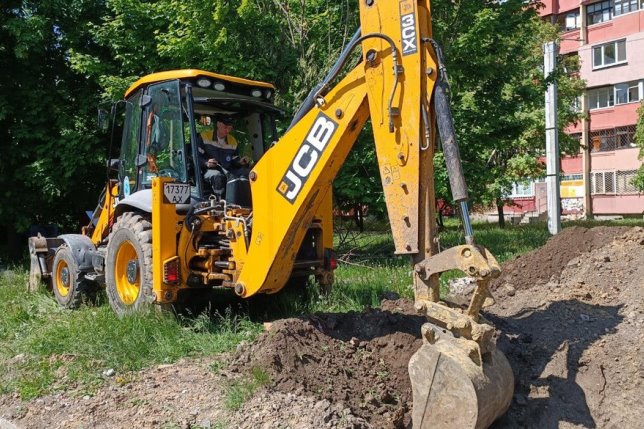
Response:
[614,0,639,16]
[614,81,640,104]
[565,11,581,30]
[592,39,626,69]
[508,181,535,198]
[592,170,640,194]
[616,170,639,194]
[588,81,642,110]
[591,171,615,194]
[588,86,614,109]
[587,1,613,25]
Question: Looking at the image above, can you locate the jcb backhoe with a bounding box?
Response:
[29,0,514,427]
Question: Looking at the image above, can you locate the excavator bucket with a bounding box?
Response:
[408,323,514,429]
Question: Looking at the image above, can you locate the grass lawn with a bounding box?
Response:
[0,218,641,400]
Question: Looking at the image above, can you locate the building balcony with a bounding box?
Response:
[586,8,643,44]
[560,29,581,54]
[588,102,640,129]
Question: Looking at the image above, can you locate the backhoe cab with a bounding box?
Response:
[29,0,515,427]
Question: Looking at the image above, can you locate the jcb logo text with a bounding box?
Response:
[277,113,337,204]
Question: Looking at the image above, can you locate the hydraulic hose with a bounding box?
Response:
[288,28,362,131]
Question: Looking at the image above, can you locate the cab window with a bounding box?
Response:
[119,90,142,196]
[142,80,187,184]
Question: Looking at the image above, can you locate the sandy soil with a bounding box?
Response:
[1,226,642,428]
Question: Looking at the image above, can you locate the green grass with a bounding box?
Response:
[0,271,262,399]
[224,366,270,411]
[1,217,641,401]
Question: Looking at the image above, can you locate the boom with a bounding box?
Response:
[236,0,438,297]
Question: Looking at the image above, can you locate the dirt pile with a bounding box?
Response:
[231,300,425,429]
[232,226,643,429]
[489,226,644,428]
[492,226,626,291]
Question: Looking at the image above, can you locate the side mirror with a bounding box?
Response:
[136,154,148,168]
[108,158,120,172]
[97,108,109,132]
[140,95,152,108]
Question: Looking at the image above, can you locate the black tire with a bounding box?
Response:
[52,246,91,309]
[105,212,154,316]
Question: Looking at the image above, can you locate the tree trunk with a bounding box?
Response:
[496,200,506,229]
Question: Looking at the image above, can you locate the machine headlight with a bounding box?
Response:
[196,78,211,88]
[213,82,226,91]
[265,89,272,99]
[251,89,263,98]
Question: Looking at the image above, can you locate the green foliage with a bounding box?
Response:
[633,103,644,191]
[0,1,107,233]
[333,123,386,217]
[431,0,584,210]
[1,0,585,247]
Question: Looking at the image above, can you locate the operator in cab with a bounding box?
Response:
[198,115,250,198]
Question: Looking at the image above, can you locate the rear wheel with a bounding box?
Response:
[105,212,154,315]
[52,246,90,308]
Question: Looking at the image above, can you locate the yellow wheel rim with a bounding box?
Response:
[55,259,70,297]
[114,240,140,305]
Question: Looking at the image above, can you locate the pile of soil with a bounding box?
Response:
[231,225,643,428]
[491,226,625,291]
[230,300,425,428]
[489,226,644,428]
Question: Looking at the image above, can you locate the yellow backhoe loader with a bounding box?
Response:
[29,0,513,427]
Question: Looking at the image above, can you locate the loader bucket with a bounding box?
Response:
[408,323,514,429]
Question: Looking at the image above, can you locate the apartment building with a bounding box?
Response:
[506,0,644,219]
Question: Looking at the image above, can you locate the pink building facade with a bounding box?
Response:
[507,0,644,217]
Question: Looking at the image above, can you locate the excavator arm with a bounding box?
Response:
[237,0,435,296]
[234,1,514,427]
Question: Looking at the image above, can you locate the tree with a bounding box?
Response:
[633,103,644,191]
[430,0,584,227]
[0,0,586,260]
[0,1,108,257]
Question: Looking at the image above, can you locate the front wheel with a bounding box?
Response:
[105,212,154,315]
[52,246,92,308]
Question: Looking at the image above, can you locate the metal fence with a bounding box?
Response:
[589,125,637,152]
[590,169,640,195]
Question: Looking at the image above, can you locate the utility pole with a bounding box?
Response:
[544,41,561,235]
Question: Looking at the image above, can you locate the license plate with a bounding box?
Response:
[163,183,191,204]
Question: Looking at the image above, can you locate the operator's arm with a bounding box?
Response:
[195,133,212,170]
[228,134,250,166]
